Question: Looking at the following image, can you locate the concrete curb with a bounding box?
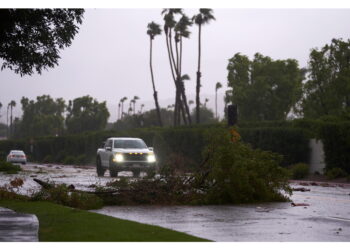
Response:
[0,207,39,242]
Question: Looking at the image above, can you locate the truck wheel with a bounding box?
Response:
[110,166,118,177]
[132,170,140,178]
[96,157,105,177]
[109,158,118,177]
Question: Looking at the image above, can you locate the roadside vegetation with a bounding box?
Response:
[0,200,208,242]
[0,161,21,174]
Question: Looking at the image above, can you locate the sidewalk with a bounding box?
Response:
[0,207,39,242]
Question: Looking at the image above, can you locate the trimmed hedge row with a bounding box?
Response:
[318,122,350,173]
[0,125,310,170]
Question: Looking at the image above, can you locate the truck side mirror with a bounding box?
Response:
[106,146,112,151]
[148,147,153,151]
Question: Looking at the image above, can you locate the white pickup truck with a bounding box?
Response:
[96,137,156,177]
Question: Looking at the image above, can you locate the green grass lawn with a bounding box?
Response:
[0,200,209,242]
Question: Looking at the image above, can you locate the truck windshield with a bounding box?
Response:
[114,139,147,149]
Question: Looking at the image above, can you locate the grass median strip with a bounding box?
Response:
[0,200,209,242]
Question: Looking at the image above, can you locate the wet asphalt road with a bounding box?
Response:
[1,163,350,242]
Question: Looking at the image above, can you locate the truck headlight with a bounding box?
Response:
[147,153,156,163]
[113,153,124,162]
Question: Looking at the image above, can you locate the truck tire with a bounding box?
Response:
[96,157,105,177]
[109,158,118,177]
[110,167,118,177]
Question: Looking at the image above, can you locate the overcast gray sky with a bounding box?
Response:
[1,8,350,123]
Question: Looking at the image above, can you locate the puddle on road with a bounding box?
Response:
[1,163,350,241]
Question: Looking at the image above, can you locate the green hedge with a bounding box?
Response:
[239,127,310,167]
[0,125,310,171]
[318,122,350,173]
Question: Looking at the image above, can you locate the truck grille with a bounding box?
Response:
[124,153,148,161]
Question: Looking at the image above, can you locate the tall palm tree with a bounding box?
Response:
[204,98,209,108]
[132,96,140,115]
[120,97,127,118]
[193,9,215,124]
[128,100,134,116]
[175,14,193,125]
[215,82,222,119]
[117,101,121,121]
[8,100,16,137]
[162,9,184,126]
[147,21,163,126]
[140,104,145,114]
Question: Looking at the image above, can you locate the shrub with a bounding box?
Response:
[0,161,21,174]
[42,155,53,163]
[75,154,87,165]
[31,184,103,210]
[289,163,309,179]
[62,155,76,165]
[325,168,348,179]
[202,128,291,204]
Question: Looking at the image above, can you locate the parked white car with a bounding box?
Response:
[6,150,27,164]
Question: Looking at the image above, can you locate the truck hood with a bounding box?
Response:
[112,148,151,154]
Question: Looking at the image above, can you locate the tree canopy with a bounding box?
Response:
[0,9,84,76]
[66,96,109,134]
[19,95,66,138]
[226,53,305,121]
[301,38,350,118]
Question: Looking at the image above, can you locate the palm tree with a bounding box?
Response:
[188,100,194,111]
[120,97,127,118]
[8,100,16,137]
[128,100,133,116]
[0,102,2,120]
[215,82,222,119]
[117,101,121,121]
[139,104,145,114]
[147,21,163,126]
[162,9,184,126]
[204,98,209,108]
[175,15,193,125]
[193,9,215,124]
[132,96,140,115]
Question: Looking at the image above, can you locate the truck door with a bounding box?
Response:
[102,139,113,166]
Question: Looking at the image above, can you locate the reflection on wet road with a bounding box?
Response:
[1,163,350,241]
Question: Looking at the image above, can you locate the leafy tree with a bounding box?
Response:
[193,9,215,124]
[66,96,109,134]
[147,21,163,126]
[0,9,84,76]
[302,38,350,118]
[215,82,222,119]
[226,53,304,121]
[17,95,65,138]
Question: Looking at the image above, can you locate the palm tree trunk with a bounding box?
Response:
[196,24,202,124]
[10,106,13,138]
[179,38,192,125]
[215,89,218,119]
[6,106,9,138]
[121,102,124,118]
[150,37,163,127]
[165,30,179,126]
